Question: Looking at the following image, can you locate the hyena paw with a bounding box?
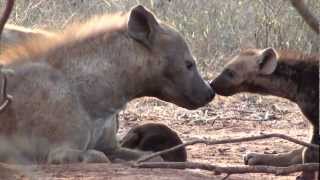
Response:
[48,148,83,164]
[81,149,110,163]
[48,148,110,164]
[243,152,266,165]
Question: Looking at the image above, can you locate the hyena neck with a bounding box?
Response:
[49,28,157,116]
[247,55,319,103]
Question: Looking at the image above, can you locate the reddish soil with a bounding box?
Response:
[0,94,312,180]
[118,94,311,180]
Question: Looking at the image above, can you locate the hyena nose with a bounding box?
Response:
[206,88,215,101]
[209,80,215,89]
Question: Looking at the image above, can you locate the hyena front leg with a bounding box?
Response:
[48,147,109,164]
[245,127,319,171]
[298,127,319,180]
[244,148,303,167]
[0,65,13,113]
[302,126,319,164]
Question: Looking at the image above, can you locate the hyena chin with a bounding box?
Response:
[0,5,214,164]
[211,47,319,178]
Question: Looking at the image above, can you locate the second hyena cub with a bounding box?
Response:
[120,123,187,162]
[210,48,319,173]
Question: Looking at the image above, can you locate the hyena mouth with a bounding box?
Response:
[210,81,235,96]
[214,87,237,96]
[181,93,203,109]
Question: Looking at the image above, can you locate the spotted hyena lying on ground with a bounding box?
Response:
[211,48,319,179]
[0,23,188,164]
[0,5,214,164]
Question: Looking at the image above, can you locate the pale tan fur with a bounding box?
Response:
[0,24,55,52]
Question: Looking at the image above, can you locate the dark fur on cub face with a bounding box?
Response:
[120,123,187,162]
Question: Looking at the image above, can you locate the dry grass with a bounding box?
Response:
[1,0,319,76]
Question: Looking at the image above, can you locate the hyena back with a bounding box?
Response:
[211,48,319,170]
[0,5,214,164]
[0,24,55,52]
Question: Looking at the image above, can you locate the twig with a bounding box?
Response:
[134,162,319,176]
[0,0,15,113]
[137,133,319,163]
[221,174,231,180]
[289,0,319,34]
[0,67,12,113]
[0,0,15,36]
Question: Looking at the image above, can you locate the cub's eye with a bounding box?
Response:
[224,69,235,78]
[185,61,194,70]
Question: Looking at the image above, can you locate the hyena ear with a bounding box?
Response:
[258,47,278,75]
[128,5,159,49]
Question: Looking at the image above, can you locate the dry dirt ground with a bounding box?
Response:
[0,94,312,180]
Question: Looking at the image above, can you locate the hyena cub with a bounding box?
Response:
[211,48,319,177]
[121,123,187,162]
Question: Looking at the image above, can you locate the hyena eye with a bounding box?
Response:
[185,61,194,70]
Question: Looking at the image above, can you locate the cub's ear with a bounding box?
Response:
[127,5,159,49]
[258,47,278,75]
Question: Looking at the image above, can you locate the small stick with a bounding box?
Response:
[137,133,319,163]
[0,67,12,113]
[0,0,15,37]
[134,162,319,176]
[0,0,15,112]
[289,0,319,34]
[221,174,231,180]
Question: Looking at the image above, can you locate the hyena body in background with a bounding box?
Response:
[0,5,214,164]
[211,48,319,179]
[0,24,55,51]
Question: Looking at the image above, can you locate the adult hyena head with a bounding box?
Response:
[127,6,214,109]
[210,48,278,96]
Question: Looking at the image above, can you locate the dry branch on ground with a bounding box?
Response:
[0,67,13,113]
[134,133,319,177]
[134,162,319,176]
[137,133,319,163]
[289,0,319,34]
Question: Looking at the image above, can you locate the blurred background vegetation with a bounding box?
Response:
[1,0,319,79]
